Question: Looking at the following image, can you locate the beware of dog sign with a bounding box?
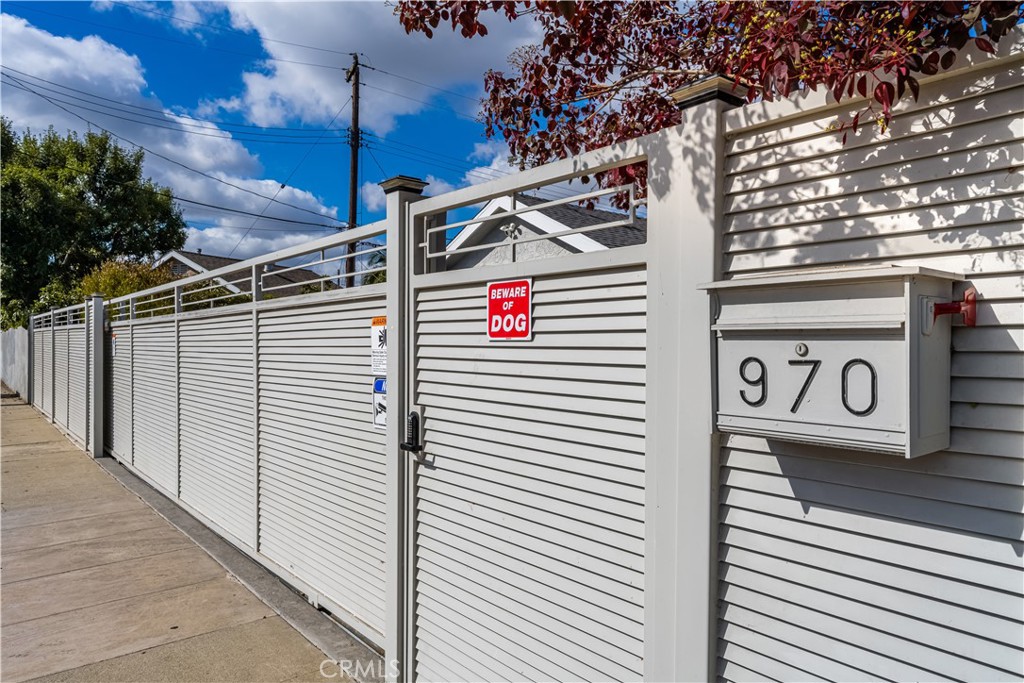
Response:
[487,278,532,341]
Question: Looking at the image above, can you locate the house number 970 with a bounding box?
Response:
[739,356,878,416]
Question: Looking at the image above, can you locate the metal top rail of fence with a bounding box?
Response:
[105,221,387,322]
[426,183,640,260]
[31,302,87,329]
[406,134,652,271]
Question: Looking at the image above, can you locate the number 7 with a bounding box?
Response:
[788,359,821,413]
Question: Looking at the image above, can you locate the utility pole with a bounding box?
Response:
[344,53,360,288]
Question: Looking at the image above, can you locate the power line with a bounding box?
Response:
[4,69,509,182]
[0,66,348,133]
[189,223,336,233]
[4,145,343,229]
[5,2,350,72]
[106,0,356,57]
[1,77,350,145]
[227,97,353,256]
[4,70,346,224]
[365,145,388,179]
[361,83,481,123]
[104,1,485,106]
[363,141,582,202]
[362,131,520,178]
[8,3,498,124]
[361,64,481,103]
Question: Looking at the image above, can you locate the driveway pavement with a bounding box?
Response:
[0,393,346,683]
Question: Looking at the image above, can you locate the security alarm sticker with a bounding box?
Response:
[487,278,532,341]
[370,316,387,376]
[372,378,386,430]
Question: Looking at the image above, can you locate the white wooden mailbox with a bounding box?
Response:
[700,266,967,458]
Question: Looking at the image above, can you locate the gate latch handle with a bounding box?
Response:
[399,411,422,454]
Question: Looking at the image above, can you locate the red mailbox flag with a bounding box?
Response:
[487,279,532,341]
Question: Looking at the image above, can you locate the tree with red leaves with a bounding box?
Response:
[398,1,1021,185]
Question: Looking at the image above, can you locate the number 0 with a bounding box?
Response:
[842,359,878,416]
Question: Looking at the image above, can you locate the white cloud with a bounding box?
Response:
[0,13,340,260]
[361,181,386,212]
[417,140,515,195]
[463,142,517,185]
[184,224,329,261]
[193,2,538,133]
[91,0,222,37]
[424,174,456,197]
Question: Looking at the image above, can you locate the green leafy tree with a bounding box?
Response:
[18,260,180,321]
[1,118,186,329]
[81,260,178,300]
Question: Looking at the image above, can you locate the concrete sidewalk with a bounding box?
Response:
[0,395,341,683]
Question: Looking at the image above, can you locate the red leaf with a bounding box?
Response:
[940,50,956,69]
[976,38,995,54]
[857,75,867,98]
[907,75,920,100]
[874,81,895,108]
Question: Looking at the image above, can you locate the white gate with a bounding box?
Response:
[396,147,667,681]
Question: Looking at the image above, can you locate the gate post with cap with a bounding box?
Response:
[380,174,428,682]
[644,77,738,682]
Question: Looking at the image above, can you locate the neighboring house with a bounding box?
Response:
[445,193,646,269]
[153,249,328,298]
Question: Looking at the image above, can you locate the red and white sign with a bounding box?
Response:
[487,278,532,341]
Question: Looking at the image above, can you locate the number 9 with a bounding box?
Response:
[739,357,768,407]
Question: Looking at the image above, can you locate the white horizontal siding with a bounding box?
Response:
[130,321,177,496]
[412,267,647,682]
[32,328,45,412]
[108,325,132,462]
[67,325,88,445]
[53,329,69,429]
[86,314,93,452]
[717,57,1024,682]
[257,295,388,646]
[179,313,255,549]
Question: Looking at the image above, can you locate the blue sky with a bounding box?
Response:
[1,1,540,259]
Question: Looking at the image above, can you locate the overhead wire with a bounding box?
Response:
[105,0,356,57]
[1,78,350,145]
[188,223,335,233]
[3,70,346,223]
[0,67,348,133]
[7,1,490,112]
[106,1,485,106]
[361,64,480,103]
[4,2,350,72]
[2,11,596,216]
[365,145,389,180]
[226,97,353,256]
[3,67,579,216]
[4,5,520,146]
[363,140,583,202]
[360,83,481,123]
[4,146,342,229]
